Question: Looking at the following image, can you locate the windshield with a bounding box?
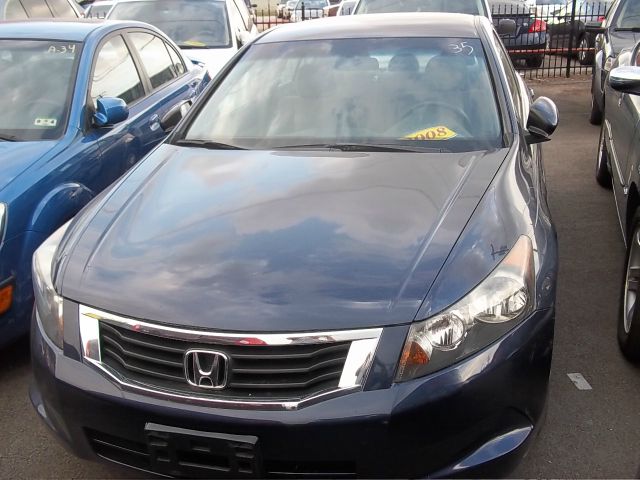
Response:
[355,0,484,15]
[615,0,640,28]
[184,38,503,152]
[108,0,231,49]
[0,40,79,141]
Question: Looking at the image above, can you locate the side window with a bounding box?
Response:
[493,32,524,122]
[46,0,78,17]
[91,35,145,106]
[20,0,53,17]
[166,43,187,77]
[129,32,178,90]
[5,0,28,18]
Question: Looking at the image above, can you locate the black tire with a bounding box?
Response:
[596,123,612,188]
[578,35,595,66]
[526,55,544,68]
[590,80,603,125]
[619,215,640,361]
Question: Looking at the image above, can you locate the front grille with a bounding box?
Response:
[99,322,351,400]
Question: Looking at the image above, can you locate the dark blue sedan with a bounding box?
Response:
[31,13,558,478]
[0,20,205,347]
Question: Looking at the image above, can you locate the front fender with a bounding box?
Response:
[29,183,95,235]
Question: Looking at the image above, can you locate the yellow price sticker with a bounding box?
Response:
[183,40,207,47]
[404,126,457,141]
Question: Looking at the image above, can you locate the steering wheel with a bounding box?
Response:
[189,22,225,44]
[392,100,472,135]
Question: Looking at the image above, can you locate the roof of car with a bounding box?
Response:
[0,19,153,42]
[257,13,481,43]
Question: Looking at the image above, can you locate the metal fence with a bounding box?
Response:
[254,0,612,79]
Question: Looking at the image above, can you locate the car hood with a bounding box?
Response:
[0,140,57,195]
[183,48,236,76]
[611,30,640,56]
[60,144,509,332]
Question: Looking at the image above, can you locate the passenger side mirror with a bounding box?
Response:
[497,19,517,36]
[93,97,128,127]
[160,100,192,133]
[237,30,253,47]
[526,97,558,144]
[609,66,640,95]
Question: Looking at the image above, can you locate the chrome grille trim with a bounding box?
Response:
[78,305,383,410]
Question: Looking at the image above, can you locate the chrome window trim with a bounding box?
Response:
[78,305,383,410]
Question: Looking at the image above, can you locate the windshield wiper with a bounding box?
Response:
[613,27,640,32]
[0,133,18,142]
[273,143,449,153]
[177,44,209,49]
[176,139,246,150]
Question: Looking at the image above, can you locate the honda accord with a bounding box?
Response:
[31,13,559,478]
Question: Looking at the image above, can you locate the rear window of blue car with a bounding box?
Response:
[0,40,80,141]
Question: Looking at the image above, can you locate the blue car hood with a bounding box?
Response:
[0,140,57,194]
[60,144,509,331]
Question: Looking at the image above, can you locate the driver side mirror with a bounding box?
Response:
[160,100,192,133]
[526,97,558,144]
[609,66,640,95]
[237,30,253,47]
[497,19,517,36]
[93,97,129,127]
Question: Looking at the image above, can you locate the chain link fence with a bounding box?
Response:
[254,0,612,79]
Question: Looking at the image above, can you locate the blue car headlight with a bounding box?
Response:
[0,203,6,242]
[396,235,535,382]
[32,222,70,349]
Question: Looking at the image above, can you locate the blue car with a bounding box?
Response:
[0,20,206,347]
[31,13,559,478]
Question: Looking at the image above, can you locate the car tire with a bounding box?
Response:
[526,55,544,68]
[619,215,640,362]
[590,89,603,125]
[596,123,612,188]
[578,35,594,66]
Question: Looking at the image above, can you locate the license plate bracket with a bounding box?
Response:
[145,423,262,478]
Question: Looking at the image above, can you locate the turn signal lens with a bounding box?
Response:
[396,236,535,382]
[0,283,13,314]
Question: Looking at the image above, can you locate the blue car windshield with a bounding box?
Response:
[108,0,232,49]
[184,37,503,152]
[0,40,79,141]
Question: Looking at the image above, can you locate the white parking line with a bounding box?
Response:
[567,373,592,390]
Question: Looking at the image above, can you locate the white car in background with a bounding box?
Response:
[291,0,330,21]
[84,0,113,17]
[107,0,257,75]
[533,0,569,17]
[352,0,492,19]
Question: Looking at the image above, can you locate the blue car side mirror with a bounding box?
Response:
[94,97,129,127]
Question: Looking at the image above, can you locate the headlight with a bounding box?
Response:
[32,222,70,349]
[396,235,535,382]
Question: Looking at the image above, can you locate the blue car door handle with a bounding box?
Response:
[150,114,161,132]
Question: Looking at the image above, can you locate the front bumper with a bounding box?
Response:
[31,307,554,478]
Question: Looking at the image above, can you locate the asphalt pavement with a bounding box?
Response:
[1,79,640,478]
